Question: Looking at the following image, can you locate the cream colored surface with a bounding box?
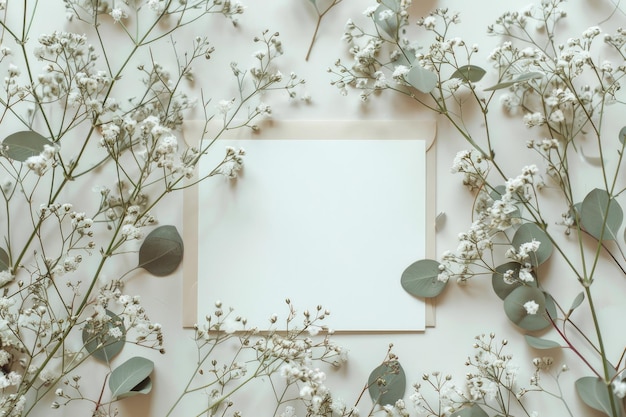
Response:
[24,1,626,416]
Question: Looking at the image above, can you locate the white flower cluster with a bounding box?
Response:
[24,145,57,176]
[450,149,489,191]
[466,334,521,401]
[218,146,245,179]
[280,363,330,413]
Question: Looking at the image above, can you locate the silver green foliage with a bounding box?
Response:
[580,189,623,242]
[82,310,126,363]
[524,335,561,350]
[450,65,486,83]
[503,286,551,331]
[406,64,437,94]
[2,131,53,162]
[576,376,623,417]
[483,72,543,91]
[368,360,406,406]
[401,259,447,298]
[138,225,184,276]
[512,223,553,266]
[109,356,154,400]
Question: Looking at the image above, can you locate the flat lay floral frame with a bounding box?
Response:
[1,0,626,416]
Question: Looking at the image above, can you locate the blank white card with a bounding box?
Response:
[196,139,427,331]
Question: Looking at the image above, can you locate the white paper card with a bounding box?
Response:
[197,139,427,331]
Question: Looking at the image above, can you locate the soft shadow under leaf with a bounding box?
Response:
[401,259,446,298]
[3,131,53,162]
[368,361,406,406]
[138,225,184,276]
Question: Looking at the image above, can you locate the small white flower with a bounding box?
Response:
[110,8,126,22]
[613,380,626,398]
[423,16,437,29]
[217,99,234,114]
[549,109,565,123]
[519,266,534,282]
[523,300,540,315]
[363,6,377,17]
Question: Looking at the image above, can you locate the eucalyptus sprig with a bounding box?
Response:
[0,0,305,415]
[334,0,626,416]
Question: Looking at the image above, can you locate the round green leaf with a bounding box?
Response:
[503,286,551,331]
[406,64,437,94]
[581,188,623,241]
[109,356,154,400]
[3,131,53,162]
[511,223,553,266]
[491,262,536,300]
[576,376,622,417]
[368,360,406,406]
[82,310,126,363]
[524,335,561,349]
[450,65,486,83]
[138,225,184,276]
[0,248,9,272]
[401,259,447,298]
[450,404,489,417]
[619,126,626,145]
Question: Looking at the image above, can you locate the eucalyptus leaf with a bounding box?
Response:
[406,65,437,94]
[368,361,406,406]
[109,356,154,400]
[503,286,551,331]
[0,248,9,272]
[569,292,585,313]
[524,335,561,349]
[544,291,558,321]
[3,131,53,162]
[491,262,536,300]
[580,188,623,241]
[401,259,447,298]
[82,310,126,363]
[374,1,400,40]
[576,376,622,417]
[138,225,184,276]
[484,72,544,91]
[620,126,626,145]
[450,65,486,83]
[450,404,489,417]
[511,223,553,267]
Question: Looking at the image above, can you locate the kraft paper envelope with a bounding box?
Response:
[182,120,437,331]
